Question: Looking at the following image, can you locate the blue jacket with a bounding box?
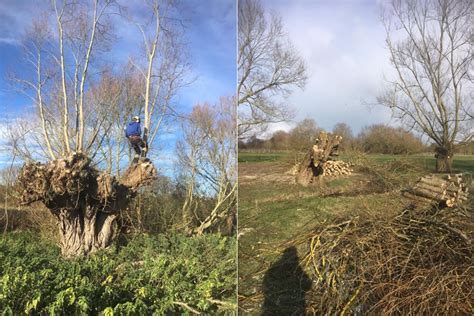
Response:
[125,122,141,137]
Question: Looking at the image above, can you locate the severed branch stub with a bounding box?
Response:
[296,131,351,186]
[17,152,157,257]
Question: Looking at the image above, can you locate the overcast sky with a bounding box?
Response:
[262,0,400,136]
[0,0,236,170]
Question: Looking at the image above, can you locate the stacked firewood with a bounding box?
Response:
[321,160,353,176]
[403,174,469,208]
[296,131,352,185]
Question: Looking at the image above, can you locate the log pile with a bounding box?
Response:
[321,160,353,176]
[296,131,351,185]
[403,174,469,208]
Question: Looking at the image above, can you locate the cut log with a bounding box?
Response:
[17,152,157,257]
[321,160,353,177]
[405,174,469,208]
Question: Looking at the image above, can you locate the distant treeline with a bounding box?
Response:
[239,119,474,155]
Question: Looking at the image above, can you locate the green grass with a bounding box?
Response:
[238,150,474,313]
[361,153,474,173]
[238,151,289,163]
[240,151,474,173]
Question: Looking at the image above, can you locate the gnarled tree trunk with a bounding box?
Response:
[296,132,342,186]
[435,147,453,173]
[17,153,157,257]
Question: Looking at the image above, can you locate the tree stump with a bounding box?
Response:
[17,152,157,257]
[296,131,345,186]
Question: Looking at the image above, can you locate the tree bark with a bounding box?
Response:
[406,173,468,208]
[295,150,321,186]
[435,151,453,173]
[296,132,341,186]
[17,153,157,257]
[435,146,454,173]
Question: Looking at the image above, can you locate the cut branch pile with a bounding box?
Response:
[294,206,473,315]
[296,132,352,185]
[17,152,157,256]
[403,174,469,208]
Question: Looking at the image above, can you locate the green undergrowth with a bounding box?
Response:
[0,231,236,315]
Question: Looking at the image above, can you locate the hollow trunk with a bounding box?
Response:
[17,153,157,257]
[295,151,321,186]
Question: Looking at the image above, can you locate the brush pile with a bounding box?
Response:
[297,204,472,315]
[403,174,469,207]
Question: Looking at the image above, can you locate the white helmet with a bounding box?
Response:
[132,116,140,122]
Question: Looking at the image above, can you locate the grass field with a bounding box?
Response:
[238,150,473,314]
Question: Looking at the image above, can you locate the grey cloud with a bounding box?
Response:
[263,0,398,135]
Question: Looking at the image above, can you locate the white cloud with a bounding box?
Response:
[0,38,21,46]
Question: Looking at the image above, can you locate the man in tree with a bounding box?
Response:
[125,116,148,161]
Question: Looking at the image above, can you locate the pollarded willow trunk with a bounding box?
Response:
[435,147,454,173]
[54,207,119,257]
[295,149,321,186]
[296,132,342,186]
[17,153,157,257]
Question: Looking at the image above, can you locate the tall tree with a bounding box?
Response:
[128,0,189,155]
[238,0,307,138]
[379,0,473,172]
[333,122,353,152]
[9,0,159,257]
[177,97,237,235]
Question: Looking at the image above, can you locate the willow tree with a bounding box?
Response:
[379,0,473,172]
[238,0,307,138]
[10,0,158,256]
[128,0,189,154]
[176,97,237,235]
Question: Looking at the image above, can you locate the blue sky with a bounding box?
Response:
[0,0,236,170]
[261,0,399,136]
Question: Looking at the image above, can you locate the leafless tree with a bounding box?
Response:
[333,122,354,152]
[9,0,118,159]
[127,0,189,154]
[7,0,160,257]
[89,67,142,175]
[238,0,307,138]
[177,97,237,235]
[379,0,473,172]
[289,118,321,151]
